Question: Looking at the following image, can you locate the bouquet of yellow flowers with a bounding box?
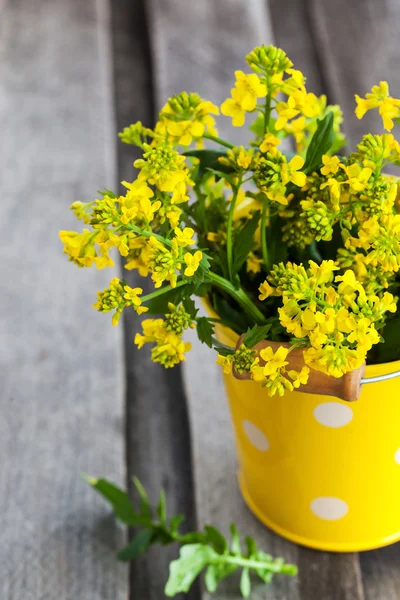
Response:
[61,45,400,398]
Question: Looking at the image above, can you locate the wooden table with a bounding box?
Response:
[2,0,400,598]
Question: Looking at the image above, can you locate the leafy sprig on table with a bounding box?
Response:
[84,475,297,597]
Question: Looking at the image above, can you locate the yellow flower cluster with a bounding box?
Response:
[60,45,400,391]
[157,92,219,146]
[355,81,400,131]
[217,344,310,397]
[254,150,306,204]
[94,277,148,325]
[259,261,396,378]
[134,304,194,368]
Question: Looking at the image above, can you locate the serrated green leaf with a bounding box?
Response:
[240,567,251,598]
[117,529,153,561]
[157,489,167,525]
[169,514,185,534]
[242,324,271,348]
[196,317,215,348]
[133,477,152,519]
[244,535,257,557]
[183,149,234,179]
[230,524,241,555]
[165,544,218,596]
[182,296,198,319]
[232,211,261,277]
[83,475,140,526]
[203,525,228,554]
[303,112,334,174]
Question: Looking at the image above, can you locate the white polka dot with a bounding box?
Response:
[394,448,400,464]
[313,402,353,428]
[311,497,349,521]
[242,420,269,451]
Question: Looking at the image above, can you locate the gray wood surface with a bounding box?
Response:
[0,1,128,599]
[111,1,199,598]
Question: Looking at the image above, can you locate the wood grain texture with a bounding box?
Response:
[110,1,200,598]
[0,1,128,598]
[146,2,301,598]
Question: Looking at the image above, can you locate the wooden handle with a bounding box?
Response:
[233,337,365,402]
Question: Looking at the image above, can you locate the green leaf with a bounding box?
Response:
[183,149,234,179]
[196,317,215,348]
[266,213,288,266]
[165,544,218,596]
[303,111,334,174]
[82,475,140,527]
[242,324,271,348]
[230,524,241,555]
[244,536,257,557]
[117,529,153,561]
[204,562,237,593]
[240,567,251,598]
[144,286,188,314]
[232,211,261,277]
[157,489,167,525]
[206,167,238,188]
[203,525,228,554]
[169,514,185,535]
[182,296,198,319]
[98,188,117,198]
[133,477,152,519]
[374,316,400,363]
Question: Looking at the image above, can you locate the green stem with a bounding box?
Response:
[220,555,297,575]
[260,199,270,271]
[207,272,265,324]
[140,280,187,303]
[263,78,272,135]
[226,174,243,281]
[124,223,173,248]
[203,132,235,149]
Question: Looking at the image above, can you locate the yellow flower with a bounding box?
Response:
[288,366,310,388]
[275,95,300,130]
[259,133,281,154]
[134,141,192,193]
[221,88,246,127]
[221,71,266,126]
[123,285,143,306]
[216,354,233,374]
[259,281,274,300]
[280,155,306,187]
[321,155,341,176]
[335,270,364,295]
[174,227,196,247]
[343,163,372,192]
[158,92,219,146]
[355,81,400,131]
[320,177,342,203]
[246,253,263,274]
[233,70,267,111]
[259,346,289,376]
[237,146,254,169]
[308,260,338,284]
[184,250,202,276]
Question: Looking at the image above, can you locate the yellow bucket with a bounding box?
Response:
[214,319,400,552]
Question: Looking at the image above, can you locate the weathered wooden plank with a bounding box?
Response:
[0,1,128,599]
[146,2,301,598]
[110,1,200,599]
[306,0,400,594]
